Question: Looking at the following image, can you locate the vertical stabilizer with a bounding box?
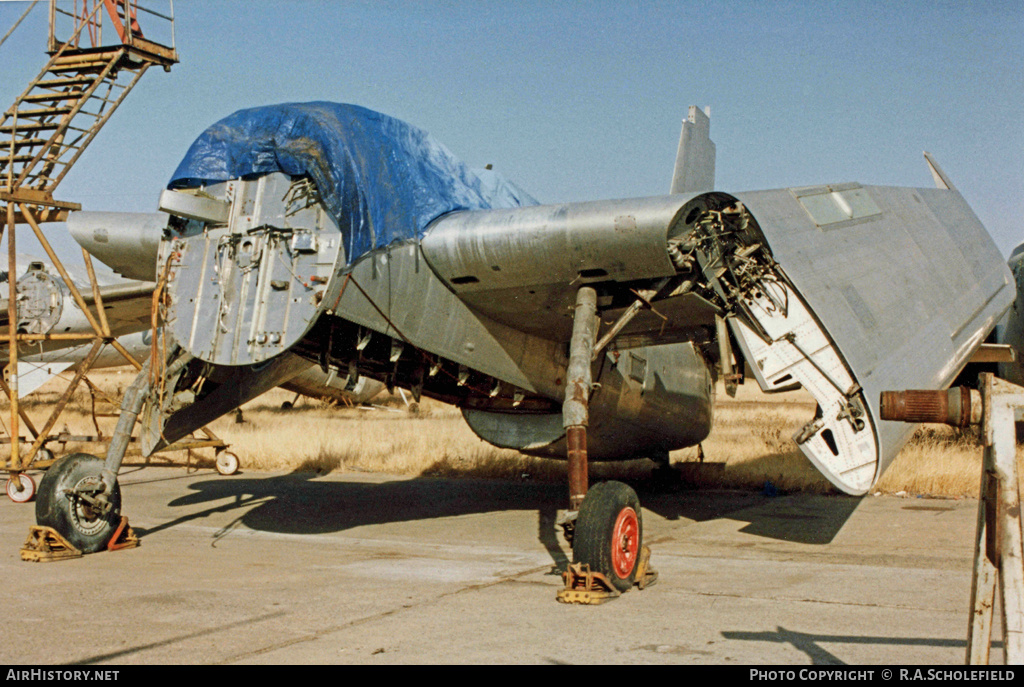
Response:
[923,151,956,191]
[670,106,716,194]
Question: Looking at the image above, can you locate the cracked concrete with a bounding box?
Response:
[0,467,999,664]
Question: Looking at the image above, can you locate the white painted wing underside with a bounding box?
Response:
[732,279,878,494]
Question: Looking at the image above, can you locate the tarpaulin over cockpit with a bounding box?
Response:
[168,102,537,264]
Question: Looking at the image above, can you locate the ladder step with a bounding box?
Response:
[47,62,114,75]
[50,49,124,66]
[19,92,86,104]
[10,106,74,118]
[36,76,96,88]
[0,154,39,164]
[0,137,49,149]
[0,122,60,133]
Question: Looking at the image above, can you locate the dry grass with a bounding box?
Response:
[6,369,1022,498]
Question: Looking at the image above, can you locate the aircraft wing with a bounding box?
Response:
[416,183,1012,494]
[0,277,155,347]
[68,280,156,335]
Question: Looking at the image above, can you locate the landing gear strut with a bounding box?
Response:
[559,287,652,599]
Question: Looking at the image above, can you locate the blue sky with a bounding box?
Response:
[1,0,1021,261]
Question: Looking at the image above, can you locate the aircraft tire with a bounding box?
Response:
[572,480,642,593]
[35,453,121,554]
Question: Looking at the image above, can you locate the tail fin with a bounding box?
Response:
[670,106,716,194]
[923,151,956,191]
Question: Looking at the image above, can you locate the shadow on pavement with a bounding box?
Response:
[129,467,863,570]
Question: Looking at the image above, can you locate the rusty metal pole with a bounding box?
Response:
[879,387,981,427]
[564,286,598,510]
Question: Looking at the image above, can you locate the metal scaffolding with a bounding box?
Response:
[1,1,177,500]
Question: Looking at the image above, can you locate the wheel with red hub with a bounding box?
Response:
[572,481,642,592]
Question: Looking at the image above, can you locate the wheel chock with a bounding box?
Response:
[557,563,621,605]
[20,517,138,561]
[20,526,82,562]
[634,545,658,590]
[556,546,657,604]
[107,517,140,551]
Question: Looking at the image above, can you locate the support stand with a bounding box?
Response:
[966,375,1024,665]
[881,373,1023,664]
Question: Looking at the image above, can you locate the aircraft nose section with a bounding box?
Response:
[154,173,347,366]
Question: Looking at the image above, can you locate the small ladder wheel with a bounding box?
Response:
[7,473,36,503]
[216,451,240,476]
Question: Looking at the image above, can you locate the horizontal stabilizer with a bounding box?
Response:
[13,362,73,398]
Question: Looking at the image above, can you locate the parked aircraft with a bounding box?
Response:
[0,256,154,365]
[996,245,1024,386]
[37,103,1013,592]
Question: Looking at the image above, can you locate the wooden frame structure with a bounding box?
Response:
[965,373,1024,665]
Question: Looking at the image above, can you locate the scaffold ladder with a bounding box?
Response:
[1,1,177,495]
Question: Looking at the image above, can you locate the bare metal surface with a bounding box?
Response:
[669,105,715,195]
[564,287,597,508]
[67,211,167,282]
[421,196,689,342]
[57,110,1013,497]
[735,185,1014,483]
[562,287,598,430]
[160,174,346,367]
[331,242,554,394]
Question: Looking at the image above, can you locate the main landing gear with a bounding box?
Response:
[34,453,122,554]
[572,480,644,592]
[557,287,656,603]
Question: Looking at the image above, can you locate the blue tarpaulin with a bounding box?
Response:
[169,102,537,264]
